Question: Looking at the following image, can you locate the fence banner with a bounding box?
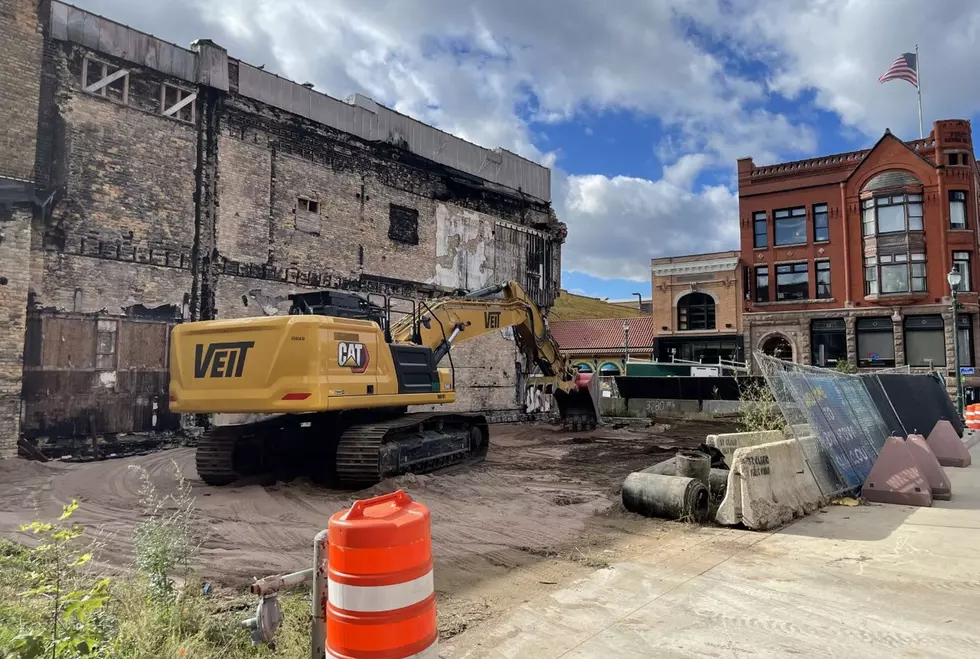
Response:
[755,353,913,498]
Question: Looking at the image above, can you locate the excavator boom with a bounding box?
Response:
[389,280,601,429]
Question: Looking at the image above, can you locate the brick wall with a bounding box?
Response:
[0,0,42,182]
[0,207,32,456]
[4,17,564,445]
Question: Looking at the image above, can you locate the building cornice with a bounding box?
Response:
[652,257,740,277]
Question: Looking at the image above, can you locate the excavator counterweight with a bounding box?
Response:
[169,282,600,486]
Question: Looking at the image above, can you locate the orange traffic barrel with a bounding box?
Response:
[968,404,980,430]
[326,490,437,658]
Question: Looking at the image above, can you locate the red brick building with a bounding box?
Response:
[739,119,980,381]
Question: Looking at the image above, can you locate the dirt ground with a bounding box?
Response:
[0,418,738,639]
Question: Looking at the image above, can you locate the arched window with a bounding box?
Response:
[677,293,715,331]
[761,334,793,360]
[576,363,594,373]
[599,363,621,375]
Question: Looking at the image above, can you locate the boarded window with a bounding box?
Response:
[82,57,129,103]
[96,319,118,370]
[388,204,419,245]
[295,197,322,234]
[160,84,195,123]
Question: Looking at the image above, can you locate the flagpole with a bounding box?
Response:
[916,44,924,139]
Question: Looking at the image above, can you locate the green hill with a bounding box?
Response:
[549,290,647,321]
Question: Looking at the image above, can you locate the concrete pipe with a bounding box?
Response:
[640,457,729,501]
[675,450,711,488]
[621,472,709,522]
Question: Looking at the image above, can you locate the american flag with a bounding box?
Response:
[878,52,918,87]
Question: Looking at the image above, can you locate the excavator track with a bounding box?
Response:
[195,425,241,486]
[335,412,490,487]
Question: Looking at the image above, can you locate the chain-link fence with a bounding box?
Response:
[755,353,913,498]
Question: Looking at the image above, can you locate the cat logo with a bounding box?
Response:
[338,341,369,373]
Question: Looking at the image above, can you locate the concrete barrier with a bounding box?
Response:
[863,436,932,507]
[630,399,700,416]
[716,438,824,531]
[706,430,784,466]
[703,400,740,415]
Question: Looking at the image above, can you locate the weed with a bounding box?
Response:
[129,461,201,602]
[736,377,785,432]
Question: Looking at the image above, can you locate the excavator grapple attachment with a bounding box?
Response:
[527,372,601,431]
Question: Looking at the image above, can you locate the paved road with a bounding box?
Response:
[443,443,980,658]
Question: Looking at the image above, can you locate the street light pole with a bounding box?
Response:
[632,292,643,311]
[948,268,964,419]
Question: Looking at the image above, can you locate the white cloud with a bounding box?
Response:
[705,0,980,139]
[555,172,739,282]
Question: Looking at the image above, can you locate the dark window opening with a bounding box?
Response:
[776,262,808,301]
[811,318,846,368]
[774,206,807,246]
[948,153,960,166]
[576,363,593,373]
[816,261,831,299]
[904,315,946,368]
[856,317,895,368]
[388,204,420,245]
[754,266,769,303]
[677,292,716,331]
[753,211,767,248]
[298,198,320,214]
[295,197,322,234]
[950,190,968,230]
[813,203,829,242]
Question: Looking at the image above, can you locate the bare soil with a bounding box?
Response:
[0,418,738,639]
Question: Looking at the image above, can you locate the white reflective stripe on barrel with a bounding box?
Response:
[328,570,434,613]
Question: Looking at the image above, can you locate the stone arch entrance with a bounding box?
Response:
[760,333,793,361]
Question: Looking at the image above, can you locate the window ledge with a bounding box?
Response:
[754,298,836,307]
[948,228,971,232]
[864,292,929,303]
[813,240,830,245]
[773,242,808,248]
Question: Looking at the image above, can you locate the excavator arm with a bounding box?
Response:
[389,281,601,429]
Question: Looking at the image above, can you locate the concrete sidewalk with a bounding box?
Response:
[442,443,980,658]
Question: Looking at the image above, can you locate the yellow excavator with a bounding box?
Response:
[168,281,601,486]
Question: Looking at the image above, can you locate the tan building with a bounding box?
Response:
[651,250,745,363]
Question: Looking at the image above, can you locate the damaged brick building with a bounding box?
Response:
[0,0,565,457]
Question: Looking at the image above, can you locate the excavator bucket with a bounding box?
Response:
[526,372,601,431]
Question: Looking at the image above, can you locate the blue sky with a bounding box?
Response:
[77,0,980,300]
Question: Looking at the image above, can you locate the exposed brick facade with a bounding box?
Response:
[739,120,980,388]
[0,1,565,449]
[650,251,745,364]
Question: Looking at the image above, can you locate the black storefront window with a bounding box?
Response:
[811,319,846,367]
[856,317,895,368]
[958,313,974,367]
[904,315,946,367]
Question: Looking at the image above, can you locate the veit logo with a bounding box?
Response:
[194,341,255,378]
[338,341,369,373]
